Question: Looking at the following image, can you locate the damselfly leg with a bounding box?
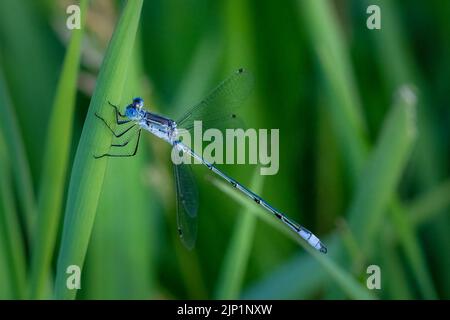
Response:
[95,113,136,138]
[107,101,131,124]
[95,101,133,134]
[93,101,142,158]
[93,129,141,159]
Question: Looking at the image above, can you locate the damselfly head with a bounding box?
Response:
[132,97,144,109]
[125,97,144,120]
[125,105,139,120]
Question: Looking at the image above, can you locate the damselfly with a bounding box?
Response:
[94,68,327,253]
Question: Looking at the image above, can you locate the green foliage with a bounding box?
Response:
[0,0,448,300]
[53,0,143,299]
[30,0,88,299]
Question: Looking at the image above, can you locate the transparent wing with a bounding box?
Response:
[173,162,199,250]
[176,68,253,133]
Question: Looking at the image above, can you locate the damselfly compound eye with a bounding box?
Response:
[133,97,144,108]
[125,106,138,119]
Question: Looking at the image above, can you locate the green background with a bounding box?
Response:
[0,0,449,299]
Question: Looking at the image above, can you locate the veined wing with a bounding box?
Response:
[173,162,199,250]
[176,68,253,133]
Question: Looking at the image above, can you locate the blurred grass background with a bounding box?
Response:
[0,0,449,299]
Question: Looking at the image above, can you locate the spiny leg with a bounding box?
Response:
[111,127,140,147]
[108,100,125,116]
[108,101,130,124]
[95,101,129,131]
[94,129,142,159]
[95,112,135,137]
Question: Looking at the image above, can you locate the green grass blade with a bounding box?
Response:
[336,219,365,273]
[301,0,437,299]
[349,86,417,249]
[0,66,36,242]
[246,0,437,300]
[29,0,87,299]
[242,236,340,299]
[347,86,438,298]
[242,85,418,299]
[366,0,450,296]
[380,237,412,299]
[301,243,375,300]
[0,0,62,180]
[299,0,369,180]
[84,148,156,299]
[409,180,450,226]
[0,130,27,298]
[380,179,450,299]
[0,222,14,298]
[171,36,222,116]
[54,0,143,300]
[389,200,437,299]
[83,36,157,300]
[211,178,375,299]
[214,170,262,299]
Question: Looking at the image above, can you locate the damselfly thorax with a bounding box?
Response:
[139,111,178,144]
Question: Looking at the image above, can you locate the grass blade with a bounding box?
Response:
[389,200,437,299]
[0,130,27,298]
[0,0,62,180]
[349,86,417,249]
[242,236,342,299]
[83,36,157,299]
[301,0,436,298]
[29,0,87,299]
[54,0,143,299]
[214,170,262,299]
[409,179,450,226]
[380,237,412,299]
[242,85,418,299]
[299,0,369,181]
[301,242,375,300]
[0,223,14,298]
[211,178,375,299]
[344,87,437,299]
[171,36,222,116]
[365,0,450,296]
[0,66,36,242]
